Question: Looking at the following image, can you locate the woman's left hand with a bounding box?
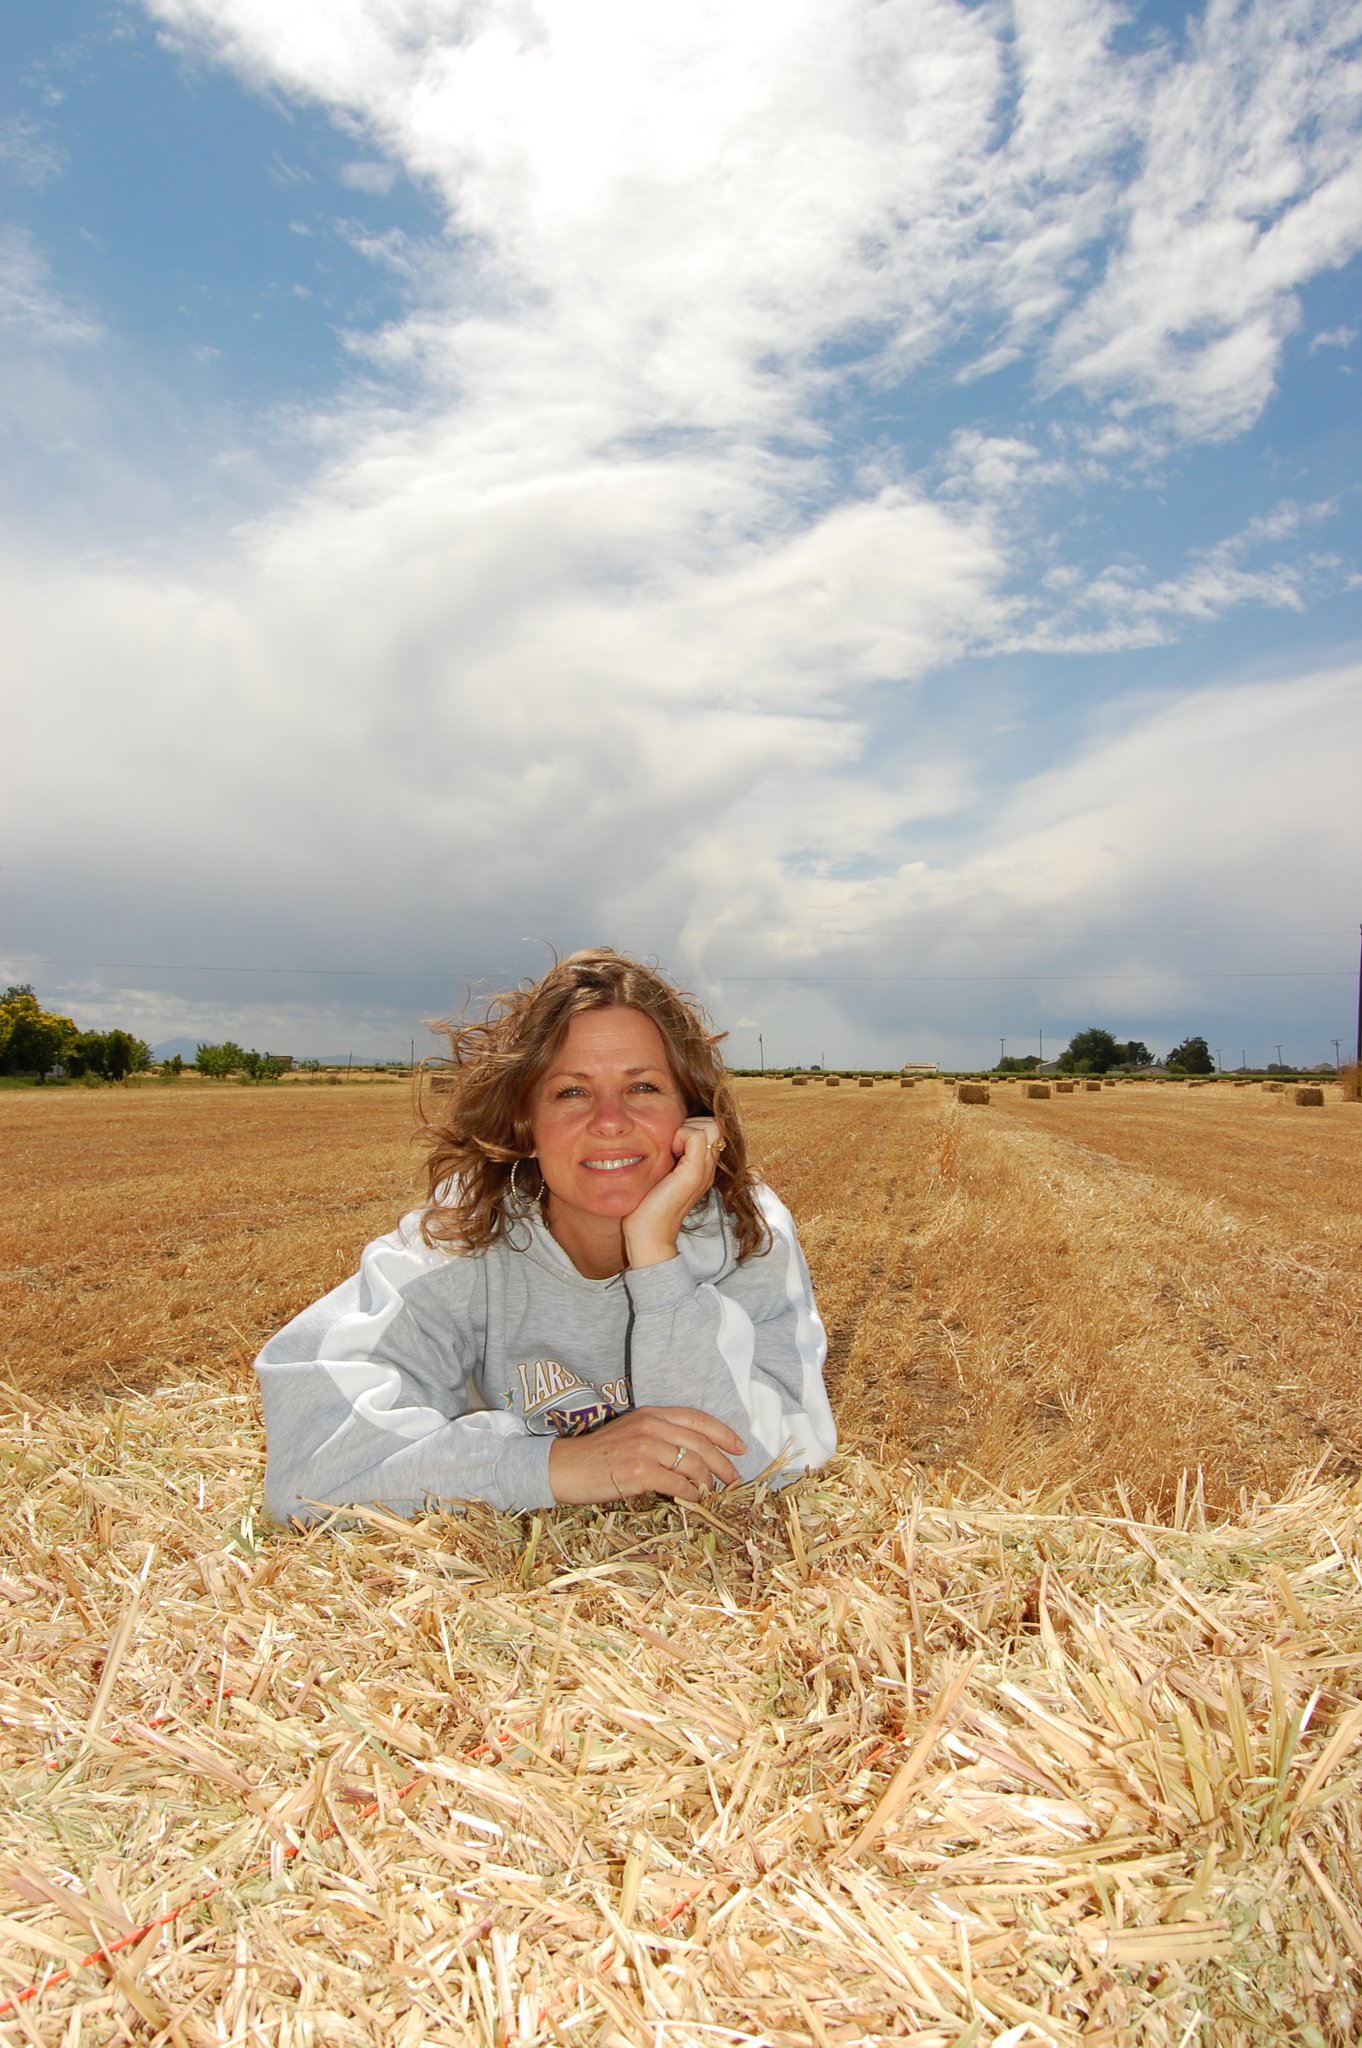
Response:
[622,1117,723,1269]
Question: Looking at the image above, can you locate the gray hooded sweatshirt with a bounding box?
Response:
[255,1183,833,1523]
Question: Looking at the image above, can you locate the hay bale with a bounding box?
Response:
[4,1382,1360,2045]
[899,1077,914,1088]
[8,1366,1362,2048]
[1263,1081,1285,1093]
[791,1077,807,1086]
[1103,1079,1116,1088]
[1084,1080,1102,1092]
[1055,1080,1075,1094]
[858,1077,873,1089]
[1024,1082,1051,1099]
[826,1075,840,1087]
[1294,1086,1324,1106]
[956,1081,990,1104]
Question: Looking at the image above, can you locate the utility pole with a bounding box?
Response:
[1356,922,1362,1068]
[999,1036,1006,1068]
[758,1033,764,1074]
[1038,1029,1043,1065]
[1216,1049,1223,1073]
[1274,1044,1283,1071]
[1334,1038,1342,1072]
[1241,1049,1246,1072]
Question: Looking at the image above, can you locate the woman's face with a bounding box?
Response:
[529,1007,689,1231]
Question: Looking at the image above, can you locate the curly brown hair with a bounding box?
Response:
[417,949,769,1262]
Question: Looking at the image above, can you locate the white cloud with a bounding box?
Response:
[5,2,1359,1064]
[1048,0,1362,437]
[339,157,398,194]
[0,115,67,188]
[0,225,101,345]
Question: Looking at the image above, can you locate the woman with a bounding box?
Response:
[255,950,835,1523]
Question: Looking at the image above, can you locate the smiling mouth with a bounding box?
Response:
[581,1156,644,1173]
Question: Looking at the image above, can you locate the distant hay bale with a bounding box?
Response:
[1234,1080,1250,1088]
[899,1077,914,1088]
[858,1077,873,1089]
[826,1075,840,1087]
[1103,1079,1116,1088]
[791,1077,807,1086]
[1024,1082,1051,1099]
[956,1082,990,1104]
[1084,1080,1101,1092]
[1294,1086,1324,1106]
[1055,1081,1075,1094]
[1188,1081,1207,1090]
[1263,1082,1285,1093]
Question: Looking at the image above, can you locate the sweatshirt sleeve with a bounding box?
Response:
[622,1186,835,1485]
[254,1219,555,1524]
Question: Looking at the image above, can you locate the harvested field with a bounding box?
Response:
[2,1079,1360,2042]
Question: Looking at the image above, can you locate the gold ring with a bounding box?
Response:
[671,1445,687,1470]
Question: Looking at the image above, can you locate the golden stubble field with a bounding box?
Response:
[1,1076,1360,2045]
[3,1075,1358,1509]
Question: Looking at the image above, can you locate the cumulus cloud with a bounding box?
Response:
[6,1,1360,1059]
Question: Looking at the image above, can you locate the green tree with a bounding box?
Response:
[1059,1027,1121,1075]
[195,1040,247,1079]
[0,988,76,1081]
[997,1054,1041,1073]
[1117,1040,1153,1068]
[103,1030,151,1080]
[1166,1034,1214,1075]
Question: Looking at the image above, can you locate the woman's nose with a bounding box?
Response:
[589,1091,630,1131]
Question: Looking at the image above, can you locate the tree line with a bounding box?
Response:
[997,1028,1214,1076]
[0,985,151,1083]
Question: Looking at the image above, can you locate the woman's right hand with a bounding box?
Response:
[548,1406,746,1505]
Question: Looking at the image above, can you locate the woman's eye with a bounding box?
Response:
[630,1081,660,1094]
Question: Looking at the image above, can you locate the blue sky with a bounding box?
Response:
[4,0,1360,1069]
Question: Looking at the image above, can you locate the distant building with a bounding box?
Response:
[901,1061,939,1074]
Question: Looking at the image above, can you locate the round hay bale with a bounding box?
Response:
[1024,1082,1051,1099]
[1294,1086,1324,1106]
[956,1081,990,1104]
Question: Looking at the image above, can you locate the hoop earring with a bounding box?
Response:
[509,1158,536,1207]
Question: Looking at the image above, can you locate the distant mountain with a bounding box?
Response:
[151,1038,202,1062]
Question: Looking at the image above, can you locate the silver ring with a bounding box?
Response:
[670,1445,687,1470]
